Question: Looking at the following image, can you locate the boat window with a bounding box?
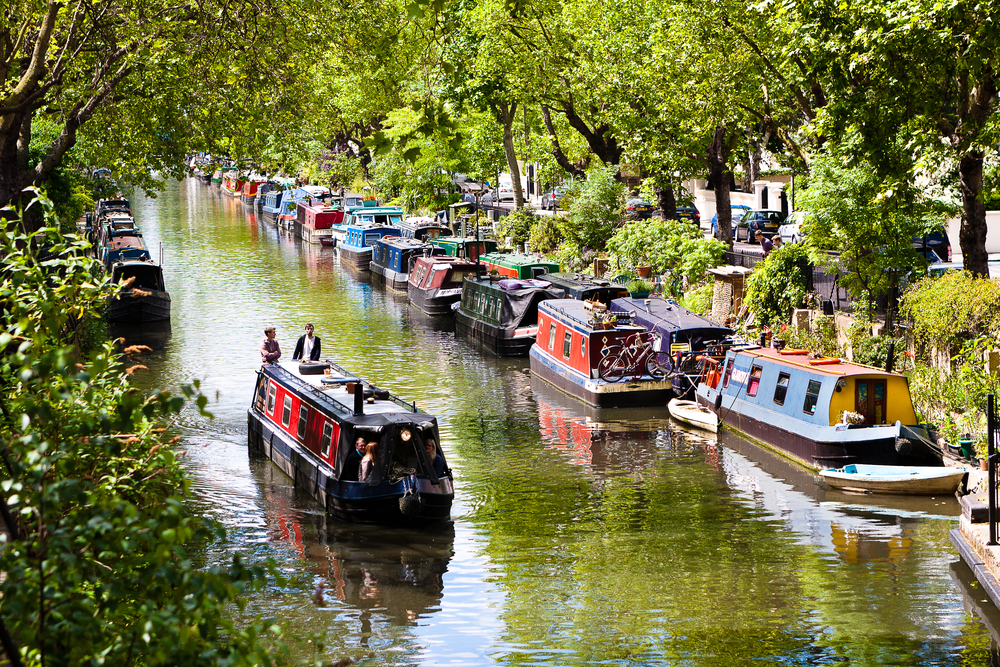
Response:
[581,335,586,358]
[563,331,573,358]
[548,322,557,351]
[297,405,308,439]
[722,359,734,388]
[281,395,292,427]
[267,383,276,414]
[255,378,267,411]
[773,372,790,406]
[321,421,333,458]
[803,379,822,415]
[746,366,762,397]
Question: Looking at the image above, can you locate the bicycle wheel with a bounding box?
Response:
[598,354,627,382]
[645,355,668,380]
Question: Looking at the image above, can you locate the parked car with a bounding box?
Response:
[626,197,654,220]
[711,204,752,236]
[777,211,807,244]
[675,202,701,225]
[928,260,1000,279]
[497,175,526,203]
[541,187,566,210]
[912,228,951,263]
[738,209,785,242]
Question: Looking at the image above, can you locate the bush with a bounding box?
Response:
[563,164,625,249]
[496,207,537,246]
[901,270,1000,353]
[744,244,811,327]
[784,316,840,358]
[680,282,714,315]
[529,214,565,253]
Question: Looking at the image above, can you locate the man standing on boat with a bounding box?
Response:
[292,323,321,361]
[260,326,281,364]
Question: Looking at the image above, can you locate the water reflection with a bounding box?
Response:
[109,321,173,351]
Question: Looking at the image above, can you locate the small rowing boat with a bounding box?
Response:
[819,464,966,495]
[667,398,718,433]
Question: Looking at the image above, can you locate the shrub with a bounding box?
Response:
[901,270,1000,352]
[563,164,625,249]
[529,214,565,253]
[681,282,714,315]
[495,207,537,246]
[744,244,811,327]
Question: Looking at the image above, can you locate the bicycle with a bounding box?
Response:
[597,331,675,382]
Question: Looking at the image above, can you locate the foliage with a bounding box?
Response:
[845,306,905,369]
[0,196,286,665]
[529,214,566,253]
[680,282,714,315]
[563,165,626,250]
[554,241,595,274]
[496,208,537,246]
[607,218,725,297]
[785,317,839,359]
[626,279,653,294]
[900,270,1000,352]
[744,244,811,328]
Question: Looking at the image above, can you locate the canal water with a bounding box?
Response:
[119,178,1000,665]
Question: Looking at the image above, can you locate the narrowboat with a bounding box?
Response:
[611,296,733,397]
[210,169,224,185]
[276,188,321,230]
[261,189,290,225]
[221,174,243,197]
[100,231,150,270]
[339,224,399,270]
[408,256,480,315]
[247,360,454,525]
[529,299,676,406]
[92,212,136,248]
[296,201,343,245]
[538,273,628,304]
[370,237,444,292]
[395,216,452,242]
[455,277,564,356]
[695,346,943,470]
[253,182,275,211]
[480,252,559,279]
[346,205,404,227]
[106,258,171,322]
[428,237,497,260]
[239,180,260,206]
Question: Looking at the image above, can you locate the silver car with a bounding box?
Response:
[778,211,807,244]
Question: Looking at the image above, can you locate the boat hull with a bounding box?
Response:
[455,308,534,357]
[819,465,965,495]
[370,263,410,292]
[529,345,675,407]
[339,245,372,270]
[667,398,718,432]
[106,290,171,323]
[408,284,461,315]
[247,411,453,525]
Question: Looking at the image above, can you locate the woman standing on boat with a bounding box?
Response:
[359,442,378,482]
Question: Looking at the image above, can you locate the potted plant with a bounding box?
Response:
[626,278,653,298]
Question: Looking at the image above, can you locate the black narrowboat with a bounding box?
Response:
[107,259,171,322]
[247,360,454,524]
[539,273,629,304]
[455,276,565,356]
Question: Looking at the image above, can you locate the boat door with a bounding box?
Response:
[854,379,887,424]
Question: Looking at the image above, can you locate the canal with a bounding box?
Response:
[121,178,1000,665]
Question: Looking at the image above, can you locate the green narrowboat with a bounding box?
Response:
[428,236,497,260]
[479,252,559,279]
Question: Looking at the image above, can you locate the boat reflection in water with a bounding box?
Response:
[109,320,173,351]
[258,463,454,627]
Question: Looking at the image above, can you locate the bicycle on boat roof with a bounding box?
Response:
[597,331,677,383]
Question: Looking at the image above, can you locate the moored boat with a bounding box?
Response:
[539,273,628,303]
[106,259,171,322]
[371,237,444,292]
[221,174,243,197]
[695,346,943,470]
[296,201,343,245]
[529,299,676,405]
[667,398,718,433]
[480,252,559,279]
[428,236,497,260]
[247,360,454,525]
[819,464,965,495]
[239,180,261,206]
[395,216,452,242]
[455,277,564,356]
[407,255,480,315]
[339,224,399,270]
[346,205,404,227]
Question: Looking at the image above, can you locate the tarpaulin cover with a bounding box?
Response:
[497,278,551,290]
[500,286,565,327]
[610,297,731,351]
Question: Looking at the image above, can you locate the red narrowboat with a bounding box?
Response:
[529,299,677,407]
[296,202,344,245]
[240,180,260,206]
[222,175,243,197]
[407,256,480,315]
[247,360,454,525]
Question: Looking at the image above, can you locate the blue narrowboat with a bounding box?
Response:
[695,346,942,470]
[345,206,405,227]
[247,359,453,525]
[370,237,445,292]
[395,216,452,242]
[610,296,732,397]
[339,224,400,270]
[261,189,290,225]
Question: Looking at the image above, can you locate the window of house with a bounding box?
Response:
[747,366,763,397]
[321,422,334,458]
[297,405,308,439]
[803,380,822,415]
[773,373,790,406]
[281,395,292,427]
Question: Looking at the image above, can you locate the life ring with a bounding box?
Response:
[779,348,810,355]
[808,357,841,366]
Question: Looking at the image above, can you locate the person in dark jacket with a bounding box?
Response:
[292,323,322,360]
[341,436,367,481]
[424,438,446,477]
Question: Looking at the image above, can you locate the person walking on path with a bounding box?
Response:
[260,326,281,364]
[292,323,322,360]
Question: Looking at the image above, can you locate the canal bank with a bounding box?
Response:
[117,178,1000,665]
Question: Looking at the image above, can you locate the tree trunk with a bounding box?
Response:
[498,101,524,209]
[656,184,677,221]
[959,151,989,277]
[707,125,734,247]
[541,106,584,178]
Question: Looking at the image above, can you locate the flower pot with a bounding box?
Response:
[636,266,652,279]
[981,457,989,471]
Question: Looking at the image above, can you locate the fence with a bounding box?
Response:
[989,395,1000,545]
[725,248,857,315]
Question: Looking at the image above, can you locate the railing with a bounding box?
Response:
[989,394,999,545]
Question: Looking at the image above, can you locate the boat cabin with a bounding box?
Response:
[111,260,166,291]
[396,217,452,241]
[479,252,559,279]
[428,237,497,260]
[407,256,481,315]
[102,234,151,269]
[455,277,565,356]
[540,273,628,303]
[346,206,404,227]
[296,202,343,244]
[261,190,288,221]
[343,225,400,250]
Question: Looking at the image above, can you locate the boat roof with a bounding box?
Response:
[733,345,903,378]
[413,255,478,268]
[466,276,563,293]
[611,297,731,338]
[377,236,436,250]
[541,272,626,290]
[109,235,145,249]
[430,236,495,245]
[539,299,640,332]
[481,252,559,268]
